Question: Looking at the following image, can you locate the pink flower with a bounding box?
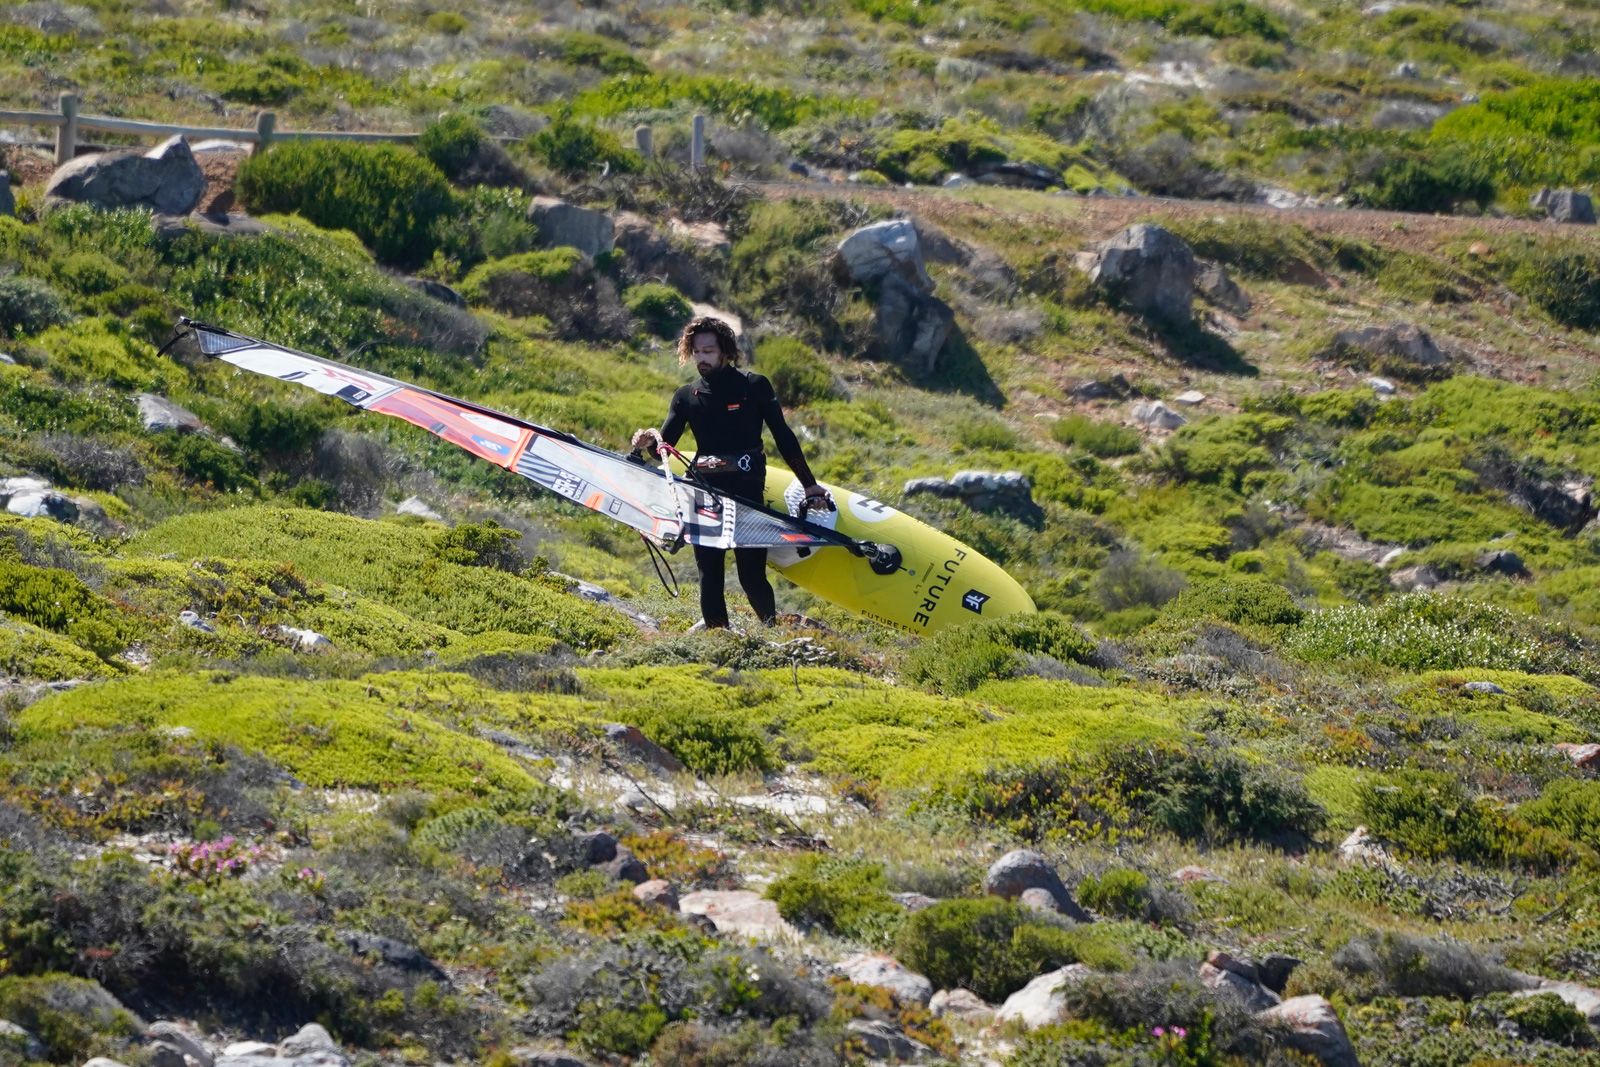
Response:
[1152,1027,1165,1037]
[1173,1027,1188,1038]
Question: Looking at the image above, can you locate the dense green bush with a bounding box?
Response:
[904,612,1097,694]
[1506,242,1600,331]
[755,337,835,406]
[237,141,454,268]
[1349,148,1495,214]
[0,974,143,1062]
[893,897,1116,1002]
[0,275,71,337]
[1076,867,1153,919]
[623,282,693,339]
[1431,79,1600,191]
[1111,743,1325,845]
[527,118,642,178]
[1050,414,1142,457]
[418,113,490,181]
[1162,576,1305,628]
[0,559,129,659]
[1518,779,1600,851]
[1357,769,1579,870]
[1504,992,1592,1045]
[766,856,902,942]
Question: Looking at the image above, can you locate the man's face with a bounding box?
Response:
[691,332,725,376]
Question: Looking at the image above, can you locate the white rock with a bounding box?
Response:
[1256,995,1358,1067]
[1365,376,1397,395]
[1173,390,1207,406]
[1338,825,1391,865]
[930,987,994,1022]
[395,496,443,521]
[277,625,332,652]
[1131,400,1187,430]
[995,964,1093,1029]
[838,953,934,1006]
[678,890,801,943]
[221,1042,275,1057]
[1515,980,1600,1026]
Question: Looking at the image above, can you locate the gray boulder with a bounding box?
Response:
[404,277,466,308]
[336,930,448,981]
[0,476,78,522]
[528,197,614,258]
[574,829,618,865]
[632,879,680,910]
[1257,995,1359,1067]
[46,135,205,214]
[0,172,12,218]
[1195,259,1251,315]
[995,964,1094,1029]
[1131,400,1187,430]
[1325,323,1449,372]
[1532,188,1596,225]
[146,1021,214,1067]
[845,1019,931,1061]
[1084,224,1198,325]
[1476,548,1528,577]
[614,212,713,300]
[396,496,443,521]
[136,393,207,434]
[1200,953,1281,1012]
[832,220,953,375]
[983,849,1090,920]
[506,1051,591,1067]
[971,159,1062,190]
[1258,953,1303,995]
[276,1023,347,1065]
[601,846,649,884]
[837,953,934,1007]
[0,1020,46,1062]
[929,988,994,1022]
[1464,680,1507,695]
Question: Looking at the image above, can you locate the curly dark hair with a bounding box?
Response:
[676,315,741,367]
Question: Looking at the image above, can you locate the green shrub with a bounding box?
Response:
[1076,868,1153,919]
[1329,932,1524,1001]
[1504,992,1591,1045]
[0,974,143,1062]
[0,559,129,659]
[424,10,469,34]
[458,248,589,317]
[894,897,1115,1002]
[620,706,777,777]
[237,141,454,268]
[755,337,835,406]
[1431,78,1600,192]
[550,30,649,76]
[1115,743,1325,845]
[417,113,489,181]
[953,415,1020,451]
[1519,779,1600,852]
[431,185,538,272]
[1357,770,1579,870]
[1507,242,1600,331]
[1051,415,1142,457]
[151,431,257,493]
[1349,147,1495,213]
[209,56,307,106]
[1162,576,1305,628]
[904,612,1096,695]
[624,282,693,339]
[527,118,641,178]
[0,275,70,337]
[766,856,902,943]
[1289,593,1593,678]
[430,520,526,573]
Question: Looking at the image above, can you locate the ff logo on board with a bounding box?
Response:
[962,590,990,614]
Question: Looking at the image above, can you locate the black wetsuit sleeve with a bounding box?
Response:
[660,387,689,448]
[757,376,818,486]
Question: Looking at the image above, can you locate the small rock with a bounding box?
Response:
[1171,865,1224,883]
[1201,958,1280,1011]
[149,1041,188,1067]
[396,496,443,521]
[404,277,466,307]
[1463,680,1507,695]
[135,393,206,434]
[336,930,448,980]
[1554,742,1600,769]
[1172,389,1207,406]
[893,892,938,911]
[1389,563,1445,591]
[506,1051,592,1067]
[277,625,332,652]
[0,476,79,522]
[845,1019,931,1061]
[1532,188,1597,225]
[221,1043,275,1057]
[1476,549,1528,577]
[1070,374,1133,402]
[601,846,649,885]
[527,197,614,258]
[929,987,994,1022]
[1205,950,1260,982]
[678,889,801,943]
[177,610,216,633]
[1365,376,1397,395]
[1325,323,1449,371]
[575,829,618,865]
[146,1022,214,1067]
[838,953,934,1007]
[983,849,1090,920]
[632,879,679,910]
[1194,260,1251,315]
[1257,995,1359,1067]
[995,964,1094,1029]
[943,173,972,187]
[1338,826,1391,865]
[82,1059,133,1067]
[1083,223,1199,326]
[278,1023,339,1058]
[1394,61,1420,78]
[1131,400,1187,430]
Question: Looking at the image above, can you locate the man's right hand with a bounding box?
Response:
[631,427,663,454]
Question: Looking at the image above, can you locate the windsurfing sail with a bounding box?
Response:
[178,320,894,566]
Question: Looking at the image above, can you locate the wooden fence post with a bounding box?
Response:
[55,93,79,165]
[690,114,705,170]
[634,124,653,160]
[252,111,277,156]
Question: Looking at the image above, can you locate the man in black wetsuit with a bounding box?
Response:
[631,316,833,629]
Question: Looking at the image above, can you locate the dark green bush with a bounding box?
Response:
[418,113,489,181]
[1076,868,1153,919]
[904,612,1097,695]
[1507,243,1600,331]
[766,856,902,943]
[431,186,538,272]
[893,897,1106,1002]
[1114,743,1325,845]
[1350,148,1495,214]
[1357,769,1580,870]
[0,559,129,658]
[1513,778,1600,851]
[527,118,642,178]
[152,431,257,493]
[237,141,454,268]
[0,275,71,337]
[755,337,835,406]
[431,520,526,573]
[623,282,693,339]
[0,974,143,1062]
[1163,576,1305,628]
[1050,414,1142,457]
[620,709,777,777]
[550,30,650,75]
[1504,992,1591,1045]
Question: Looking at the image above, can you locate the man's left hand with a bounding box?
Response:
[802,484,835,512]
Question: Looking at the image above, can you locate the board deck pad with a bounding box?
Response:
[759,469,1036,634]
